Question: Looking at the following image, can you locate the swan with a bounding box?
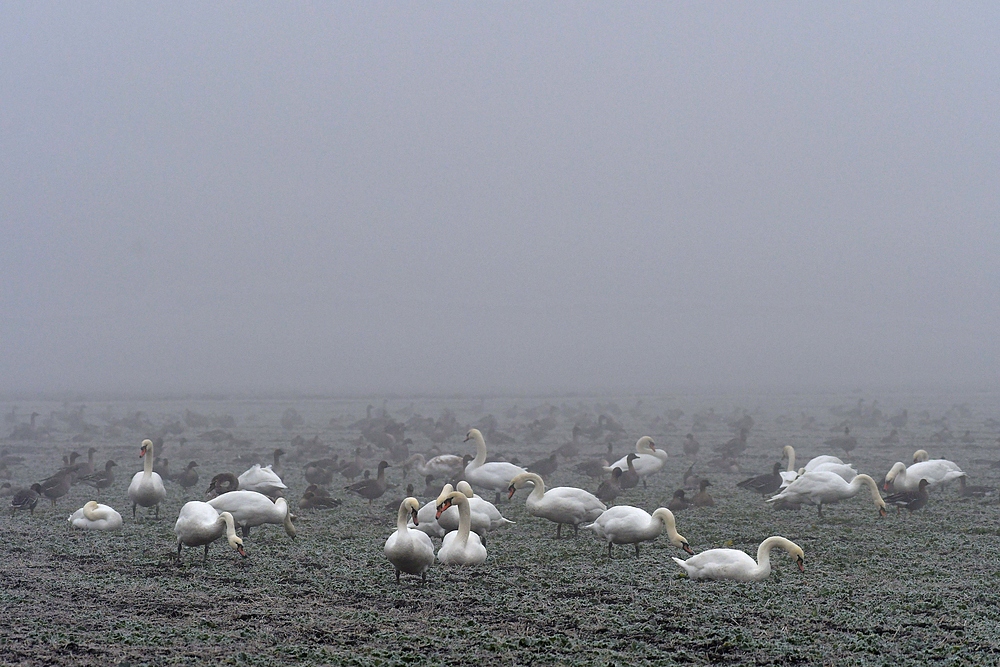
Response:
[672,536,804,582]
[429,481,514,544]
[402,453,464,479]
[767,472,886,517]
[128,439,166,520]
[174,501,247,562]
[884,460,965,492]
[912,449,929,463]
[803,455,844,471]
[435,490,487,566]
[582,505,694,558]
[507,472,605,538]
[604,437,667,487]
[237,464,287,497]
[463,429,526,498]
[384,497,435,582]
[779,446,799,488]
[807,462,857,482]
[68,501,123,531]
[410,483,452,538]
[207,490,296,539]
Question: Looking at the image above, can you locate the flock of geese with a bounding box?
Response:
[6,411,982,585]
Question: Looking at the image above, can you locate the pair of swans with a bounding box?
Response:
[673,536,804,582]
[410,482,513,540]
[884,459,965,492]
[68,501,122,531]
[604,437,667,487]
[174,501,247,562]
[435,489,487,565]
[778,447,855,489]
[768,472,887,517]
[582,505,693,558]
[207,490,296,539]
[128,439,166,519]
[507,472,605,538]
[385,497,435,581]
[237,464,287,497]
[463,429,526,499]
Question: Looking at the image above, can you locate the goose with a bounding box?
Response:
[174,462,200,490]
[683,433,700,457]
[78,460,117,499]
[958,477,995,498]
[526,453,559,478]
[575,442,615,478]
[737,463,782,496]
[767,472,886,518]
[384,497,435,582]
[667,489,691,512]
[10,483,42,515]
[68,501,123,531]
[338,448,365,481]
[691,480,715,507]
[582,505,694,558]
[174,501,247,563]
[205,472,239,500]
[420,475,440,498]
[884,478,930,514]
[38,471,72,506]
[76,447,98,479]
[435,490,487,566]
[128,439,167,519]
[346,460,391,504]
[596,468,623,504]
[883,460,965,492]
[401,453,464,480]
[618,453,640,490]
[299,490,342,510]
[237,464,287,497]
[507,472,606,538]
[463,429,527,500]
[153,457,171,480]
[304,457,336,486]
[207,490,296,539]
[604,437,667,488]
[271,448,285,482]
[672,536,804,582]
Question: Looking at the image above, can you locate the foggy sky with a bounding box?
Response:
[2,3,998,396]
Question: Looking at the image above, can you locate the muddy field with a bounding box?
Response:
[2,391,1000,666]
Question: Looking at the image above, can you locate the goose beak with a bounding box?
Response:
[797,556,805,572]
[507,485,516,499]
[682,542,694,555]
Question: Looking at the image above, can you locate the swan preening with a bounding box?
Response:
[463,429,527,498]
[128,439,166,520]
[673,536,804,582]
[884,460,965,492]
[582,506,693,558]
[68,501,123,531]
[507,472,605,538]
[174,501,247,562]
[435,490,487,565]
[604,437,667,487]
[768,472,887,517]
[385,497,435,582]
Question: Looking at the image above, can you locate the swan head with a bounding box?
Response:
[404,497,420,525]
[139,439,153,458]
[507,472,537,498]
[913,449,929,463]
[652,508,694,555]
[434,484,455,506]
[884,462,906,491]
[464,428,484,443]
[637,436,656,452]
[456,481,475,498]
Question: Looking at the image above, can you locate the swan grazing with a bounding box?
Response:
[604,437,667,488]
[508,472,605,538]
[582,506,694,558]
[463,429,526,499]
[402,453,464,479]
[673,536,804,582]
[435,490,487,566]
[174,501,247,562]
[237,464,287,497]
[884,460,965,492]
[68,501,123,531]
[128,439,166,520]
[385,497,435,582]
[768,472,887,517]
[207,490,296,539]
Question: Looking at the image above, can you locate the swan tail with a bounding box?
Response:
[671,557,690,574]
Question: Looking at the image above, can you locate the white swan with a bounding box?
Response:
[128,439,166,520]
[455,481,515,531]
[604,437,668,486]
[768,472,886,517]
[174,501,247,562]
[432,481,514,543]
[912,449,929,463]
[803,455,844,471]
[68,501,122,531]
[402,453,464,479]
[207,490,295,539]
[410,483,452,538]
[435,490,487,566]
[673,536,804,582]
[884,460,965,492]
[384,497,435,582]
[807,461,857,482]
[463,429,526,497]
[779,446,799,488]
[582,505,694,558]
[237,464,287,497]
[508,472,605,538]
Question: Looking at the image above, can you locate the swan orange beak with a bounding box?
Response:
[682,542,694,555]
[878,506,887,517]
[797,556,805,572]
[410,509,419,526]
[139,445,147,458]
[435,499,453,519]
[507,485,516,500]
[236,545,247,558]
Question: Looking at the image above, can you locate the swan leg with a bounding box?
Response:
[132,502,137,520]
[494,491,502,505]
[608,542,613,559]
[634,543,640,558]
[203,544,210,562]
[557,523,562,539]
[241,524,250,538]
[642,479,647,489]
[817,503,824,518]
[155,504,159,520]
[176,542,183,562]
[395,568,401,583]
[573,523,579,537]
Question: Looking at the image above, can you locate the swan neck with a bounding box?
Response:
[396,501,411,531]
[525,473,545,500]
[220,511,238,543]
[455,493,472,544]
[471,435,487,467]
[143,444,154,477]
[82,502,100,521]
[278,498,295,537]
[784,446,796,472]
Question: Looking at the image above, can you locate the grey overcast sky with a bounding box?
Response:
[2,3,998,395]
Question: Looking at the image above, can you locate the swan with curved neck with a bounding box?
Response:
[207,490,295,539]
[582,505,694,558]
[463,429,527,497]
[884,459,964,492]
[604,437,667,486]
[431,481,513,544]
[174,501,247,562]
[435,490,487,565]
[778,446,799,488]
[768,472,886,517]
[385,497,435,582]
[68,500,123,531]
[912,449,929,463]
[507,472,605,538]
[237,464,287,497]
[128,439,166,520]
[673,536,805,582]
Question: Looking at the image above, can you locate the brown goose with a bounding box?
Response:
[884,478,930,514]
[174,461,200,490]
[10,483,42,515]
[668,489,691,512]
[205,472,239,500]
[526,453,558,478]
[618,453,640,490]
[346,461,390,504]
[596,468,623,504]
[691,480,715,507]
[78,460,117,500]
[39,472,72,506]
[737,463,782,496]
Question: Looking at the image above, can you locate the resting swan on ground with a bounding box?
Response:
[884,460,965,492]
[507,472,605,538]
[237,464,287,497]
[128,439,166,520]
[604,437,667,487]
[582,505,694,558]
[174,501,247,562]
[385,497,435,582]
[207,490,296,539]
[435,490,487,566]
[673,536,804,581]
[68,501,123,531]
[767,472,886,517]
[463,429,527,499]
